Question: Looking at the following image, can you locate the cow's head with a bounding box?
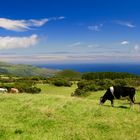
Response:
[99,96,106,105]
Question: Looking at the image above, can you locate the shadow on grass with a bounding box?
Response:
[102,104,129,109]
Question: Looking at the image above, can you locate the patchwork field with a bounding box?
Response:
[0,84,140,140]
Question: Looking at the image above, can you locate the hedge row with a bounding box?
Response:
[72,78,140,96]
[0,82,41,94]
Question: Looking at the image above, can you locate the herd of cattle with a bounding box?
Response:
[0,85,139,107]
[0,88,19,93]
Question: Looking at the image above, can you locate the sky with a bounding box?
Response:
[0,0,140,64]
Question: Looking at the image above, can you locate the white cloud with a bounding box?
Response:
[0,17,65,31]
[1,46,140,63]
[1,52,140,64]
[114,20,135,28]
[121,41,129,45]
[134,44,139,51]
[29,19,49,27]
[54,16,65,20]
[0,34,38,49]
[68,42,82,47]
[88,24,103,31]
[59,16,65,19]
[87,44,100,48]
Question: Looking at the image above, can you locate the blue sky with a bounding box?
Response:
[0,0,140,64]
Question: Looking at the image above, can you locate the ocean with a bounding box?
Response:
[37,63,140,75]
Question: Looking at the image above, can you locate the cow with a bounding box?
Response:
[0,88,8,93]
[10,88,19,93]
[100,86,135,107]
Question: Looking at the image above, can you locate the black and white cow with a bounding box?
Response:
[100,86,135,107]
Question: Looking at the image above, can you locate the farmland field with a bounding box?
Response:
[0,84,140,140]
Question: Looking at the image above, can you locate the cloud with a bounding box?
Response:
[87,44,100,48]
[0,17,65,31]
[121,41,129,45]
[50,16,65,20]
[29,19,49,27]
[69,42,100,48]
[1,46,140,63]
[58,16,65,20]
[134,44,139,51]
[114,20,135,28]
[1,52,140,64]
[0,34,38,49]
[88,24,103,31]
[68,42,82,47]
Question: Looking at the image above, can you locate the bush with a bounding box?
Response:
[77,80,89,89]
[25,87,41,94]
[71,88,90,97]
[72,80,98,97]
[73,79,118,97]
[82,72,138,80]
[114,79,127,86]
[2,82,41,94]
[96,79,114,90]
[73,77,140,97]
[53,79,72,87]
[77,80,100,91]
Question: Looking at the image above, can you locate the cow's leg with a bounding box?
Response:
[130,101,134,107]
[129,95,135,107]
[111,100,114,107]
[133,96,136,102]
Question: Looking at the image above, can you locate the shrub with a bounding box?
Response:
[71,88,90,97]
[73,79,116,97]
[53,79,72,87]
[2,82,41,94]
[96,79,114,89]
[72,80,98,97]
[77,80,89,89]
[77,80,99,91]
[82,72,138,80]
[114,79,127,86]
[25,87,41,94]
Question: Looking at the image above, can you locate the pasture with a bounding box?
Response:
[0,84,140,140]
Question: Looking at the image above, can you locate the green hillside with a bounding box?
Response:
[0,62,58,77]
[0,84,139,140]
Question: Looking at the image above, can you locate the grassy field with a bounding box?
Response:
[0,84,140,140]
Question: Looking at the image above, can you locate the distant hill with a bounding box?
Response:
[0,62,59,77]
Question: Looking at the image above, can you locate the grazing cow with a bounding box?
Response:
[0,88,8,93]
[100,86,135,107]
[10,88,19,93]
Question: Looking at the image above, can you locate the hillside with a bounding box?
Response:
[0,62,58,77]
[0,84,139,140]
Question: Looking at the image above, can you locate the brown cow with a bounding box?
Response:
[10,88,19,93]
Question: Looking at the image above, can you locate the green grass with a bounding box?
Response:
[0,84,140,140]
